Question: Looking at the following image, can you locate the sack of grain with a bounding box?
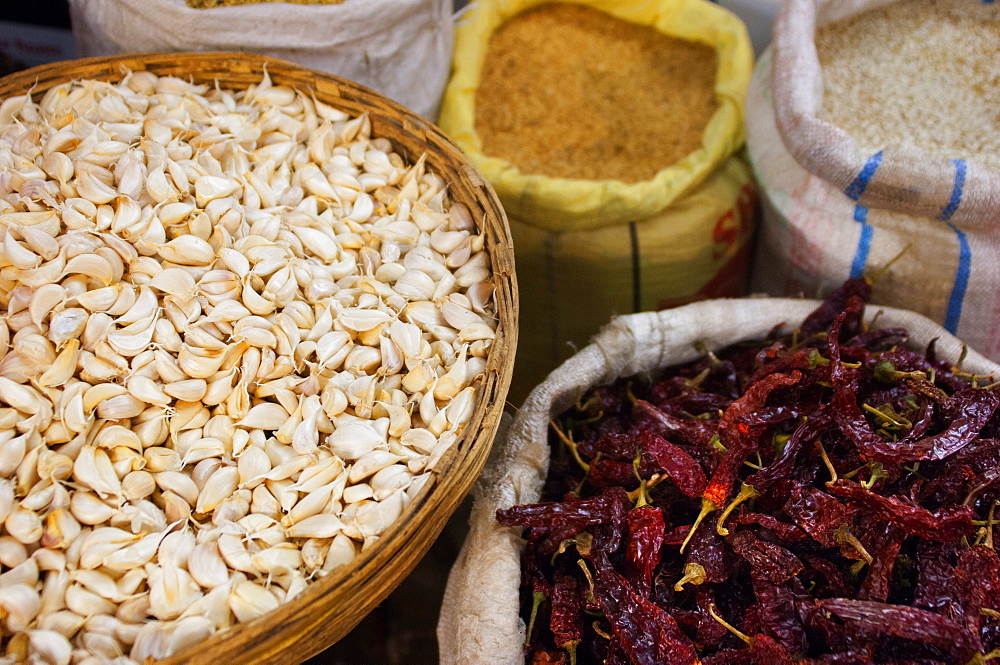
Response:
[437,0,755,402]
[67,0,452,119]
[436,296,1000,665]
[748,0,1000,361]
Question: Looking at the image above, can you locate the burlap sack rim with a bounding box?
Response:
[437,296,1000,665]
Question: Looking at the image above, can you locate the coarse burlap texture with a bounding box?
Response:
[438,0,756,402]
[67,0,452,119]
[436,297,1000,665]
[748,0,1000,362]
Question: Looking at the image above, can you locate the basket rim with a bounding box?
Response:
[0,51,518,665]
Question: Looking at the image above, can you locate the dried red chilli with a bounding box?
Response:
[783,482,853,548]
[818,598,979,662]
[551,571,584,657]
[624,506,665,597]
[825,479,976,542]
[499,280,1000,665]
[857,521,906,602]
[587,551,700,665]
[637,430,707,498]
[798,277,872,338]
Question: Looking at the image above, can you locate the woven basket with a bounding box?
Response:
[0,52,518,665]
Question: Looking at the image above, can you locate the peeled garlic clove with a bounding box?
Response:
[26,628,72,665]
[400,428,438,455]
[0,536,27,568]
[3,232,41,271]
[0,556,39,588]
[65,584,117,618]
[251,543,302,577]
[282,482,336,527]
[194,466,239,515]
[103,531,162,572]
[326,422,385,460]
[164,615,215,657]
[115,286,158,325]
[147,564,201,621]
[46,309,89,346]
[28,283,66,328]
[154,471,199,507]
[188,541,229,591]
[69,491,117,525]
[74,284,122,313]
[238,403,289,430]
[322,534,357,572]
[95,393,145,420]
[446,386,478,430]
[177,345,228,379]
[236,446,270,489]
[121,470,156,502]
[393,270,437,301]
[64,254,114,286]
[71,569,122,604]
[0,584,41,631]
[127,375,171,406]
[156,235,215,266]
[163,379,207,402]
[228,580,279,623]
[41,509,81,550]
[352,492,405,539]
[39,611,86,641]
[348,450,402,484]
[158,201,195,226]
[82,383,128,412]
[285,514,345,540]
[338,307,392,332]
[371,464,413,500]
[72,446,121,498]
[217,534,256,574]
[0,432,27,476]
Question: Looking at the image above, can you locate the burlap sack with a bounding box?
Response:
[436,297,1000,665]
[67,0,452,119]
[748,0,1000,362]
[438,0,756,402]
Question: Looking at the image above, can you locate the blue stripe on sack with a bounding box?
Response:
[849,205,872,279]
[944,223,971,334]
[938,159,967,221]
[845,151,884,201]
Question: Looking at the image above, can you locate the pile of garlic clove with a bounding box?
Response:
[0,70,496,664]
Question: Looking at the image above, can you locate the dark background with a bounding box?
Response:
[3,1,72,28]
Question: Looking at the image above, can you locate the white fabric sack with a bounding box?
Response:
[437,297,1000,665]
[747,0,1000,362]
[67,0,452,119]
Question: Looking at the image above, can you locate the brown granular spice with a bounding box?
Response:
[475,2,719,183]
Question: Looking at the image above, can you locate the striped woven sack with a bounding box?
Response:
[747,0,1000,362]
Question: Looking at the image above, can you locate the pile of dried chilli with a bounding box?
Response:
[497,279,1000,665]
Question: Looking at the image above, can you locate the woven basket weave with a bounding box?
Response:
[0,52,518,665]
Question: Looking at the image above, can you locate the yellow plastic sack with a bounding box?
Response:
[439,0,755,399]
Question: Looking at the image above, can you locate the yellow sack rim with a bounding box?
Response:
[439,0,754,232]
